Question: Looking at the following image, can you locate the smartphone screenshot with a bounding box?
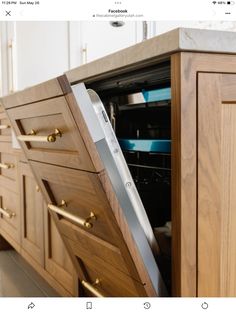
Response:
[0,0,235,313]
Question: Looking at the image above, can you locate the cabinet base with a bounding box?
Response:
[0,234,12,250]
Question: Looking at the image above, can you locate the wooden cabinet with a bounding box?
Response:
[19,161,44,266]
[198,73,236,296]
[0,109,20,247]
[0,150,18,191]
[0,186,20,244]
[0,152,17,181]
[171,53,236,297]
[0,111,11,142]
[31,162,118,245]
[1,77,157,297]
[72,238,145,297]
[18,161,77,295]
[44,204,78,296]
[1,28,236,297]
[0,105,77,296]
[5,79,97,172]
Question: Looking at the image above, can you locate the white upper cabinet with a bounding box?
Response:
[0,21,144,94]
[4,21,70,91]
[79,21,143,63]
[15,22,70,90]
[1,21,236,96]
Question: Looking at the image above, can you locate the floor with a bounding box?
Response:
[0,250,59,297]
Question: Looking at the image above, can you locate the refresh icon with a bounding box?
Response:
[201,302,209,310]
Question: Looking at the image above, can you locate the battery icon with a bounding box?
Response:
[227,1,235,4]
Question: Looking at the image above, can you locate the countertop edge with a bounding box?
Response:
[65,27,236,84]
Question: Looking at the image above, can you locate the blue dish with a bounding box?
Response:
[119,139,171,153]
[142,87,171,102]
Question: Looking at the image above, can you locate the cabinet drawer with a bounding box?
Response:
[1,77,64,109]
[0,152,17,181]
[0,112,11,141]
[0,187,20,243]
[44,207,77,296]
[7,96,95,171]
[19,162,44,266]
[0,151,18,192]
[60,218,129,276]
[31,161,118,245]
[65,237,145,297]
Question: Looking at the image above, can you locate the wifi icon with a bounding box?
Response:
[212,1,217,3]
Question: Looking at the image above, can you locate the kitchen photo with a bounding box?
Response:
[0,20,236,297]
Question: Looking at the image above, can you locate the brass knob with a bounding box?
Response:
[84,212,96,229]
[47,128,62,142]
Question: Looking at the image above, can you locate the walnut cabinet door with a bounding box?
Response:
[198,73,236,296]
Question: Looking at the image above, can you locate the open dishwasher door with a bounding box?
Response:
[84,88,160,256]
[1,75,167,297]
[72,83,167,295]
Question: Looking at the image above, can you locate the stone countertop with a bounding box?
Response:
[65,27,236,84]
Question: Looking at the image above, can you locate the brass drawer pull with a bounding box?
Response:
[81,279,104,297]
[0,207,16,219]
[0,162,14,169]
[48,200,96,229]
[17,128,62,143]
[0,125,10,130]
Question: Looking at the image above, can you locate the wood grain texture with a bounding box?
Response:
[198,73,222,296]
[19,162,44,266]
[0,112,11,142]
[4,50,236,297]
[44,204,78,296]
[0,77,64,109]
[59,218,130,276]
[4,73,164,296]
[0,186,20,244]
[0,227,21,253]
[67,236,146,297]
[0,175,18,193]
[171,53,182,296]
[171,52,199,297]
[171,52,236,297]
[198,73,236,296]
[30,161,146,289]
[0,152,17,181]
[20,245,77,297]
[7,95,96,172]
[0,104,77,296]
[2,75,156,296]
[173,52,236,297]
[0,142,17,155]
[30,161,119,245]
